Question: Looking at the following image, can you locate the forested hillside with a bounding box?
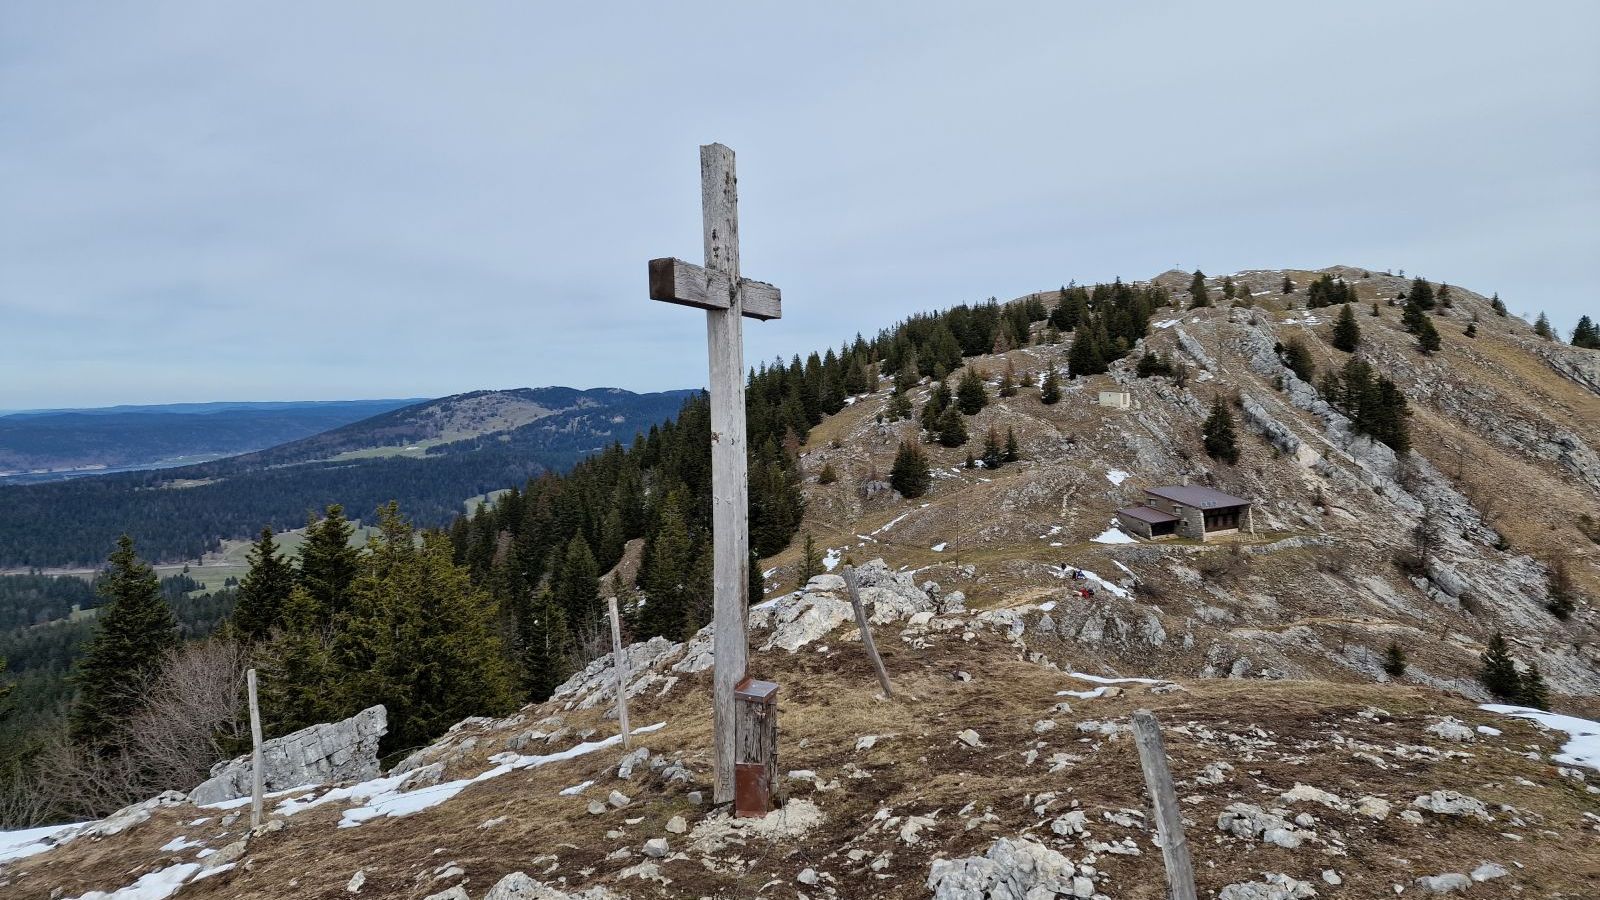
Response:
[0,388,695,567]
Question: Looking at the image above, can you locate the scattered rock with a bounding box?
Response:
[346,870,367,894]
[1425,718,1476,743]
[1416,872,1472,893]
[642,837,669,858]
[797,867,818,885]
[927,836,1082,899]
[1356,796,1391,820]
[957,729,983,747]
[423,887,469,900]
[1217,873,1318,900]
[608,790,632,809]
[192,706,388,806]
[1470,862,1508,882]
[1412,790,1492,821]
[665,815,687,834]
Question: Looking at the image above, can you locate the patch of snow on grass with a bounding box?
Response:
[822,548,842,572]
[338,723,668,828]
[873,513,910,535]
[1105,469,1130,486]
[559,779,595,796]
[1153,319,1181,330]
[68,862,201,900]
[931,542,947,552]
[1481,705,1600,771]
[1091,527,1136,545]
[158,835,201,852]
[0,821,84,864]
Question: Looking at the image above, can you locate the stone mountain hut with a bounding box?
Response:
[1116,483,1254,541]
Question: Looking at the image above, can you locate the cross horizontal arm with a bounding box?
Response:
[648,257,781,321]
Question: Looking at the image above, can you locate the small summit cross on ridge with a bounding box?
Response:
[647,144,782,808]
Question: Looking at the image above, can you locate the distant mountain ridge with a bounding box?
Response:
[0,399,423,482]
[0,386,698,567]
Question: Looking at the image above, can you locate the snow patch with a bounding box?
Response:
[1482,705,1600,771]
[1091,527,1136,545]
[1105,469,1130,486]
[822,548,842,572]
[559,779,595,796]
[67,862,201,900]
[0,821,84,864]
[931,542,948,552]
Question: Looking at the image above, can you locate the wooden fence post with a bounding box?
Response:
[607,596,631,749]
[1131,709,1197,900]
[247,667,265,829]
[841,565,894,699]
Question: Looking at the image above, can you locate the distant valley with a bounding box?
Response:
[0,399,422,483]
[0,386,696,567]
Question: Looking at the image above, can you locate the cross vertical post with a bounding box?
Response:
[648,143,782,806]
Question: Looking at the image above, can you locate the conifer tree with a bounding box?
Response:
[330,505,515,754]
[1436,283,1452,308]
[1546,557,1575,620]
[938,406,969,448]
[956,368,988,415]
[1402,295,1429,335]
[1188,270,1210,309]
[1409,277,1435,310]
[797,533,823,590]
[260,586,336,734]
[1068,328,1105,377]
[299,504,359,622]
[1370,302,1380,317]
[1571,315,1600,349]
[1332,303,1362,352]
[1203,396,1240,465]
[1416,316,1442,354]
[1043,323,1061,345]
[1004,426,1020,463]
[920,379,951,435]
[998,360,1018,398]
[1382,642,1407,678]
[1490,293,1507,316]
[232,526,295,641]
[886,391,913,421]
[980,428,1004,469]
[1517,664,1550,711]
[889,442,931,499]
[1464,321,1477,338]
[1281,275,1294,294]
[554,534,600,634]
[1282,338,1316,383]
[639,492,693,640]
[1479,632,1521,703]
[1222,276,1236,300]
[518,589,571,700]
[69,536,178,749]
[1039,368,1061,405]
[1533,312,1552,340]
[965,450,975,469]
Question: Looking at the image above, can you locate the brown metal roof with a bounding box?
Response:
[1117,505,1179,524]
[1145,485,1250,509]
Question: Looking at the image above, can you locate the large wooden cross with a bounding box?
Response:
[648,144,781,805]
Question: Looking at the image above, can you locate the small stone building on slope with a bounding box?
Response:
[1116,484,1254,541]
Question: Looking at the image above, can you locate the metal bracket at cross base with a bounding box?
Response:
[733,677,779,817]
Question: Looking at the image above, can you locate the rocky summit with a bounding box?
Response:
[2,268,1597,899]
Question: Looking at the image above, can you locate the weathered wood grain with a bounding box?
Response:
[841,565,894,699]
[702,142,750,806]
[607,596,631,749]
[247,667,264,829]
[1132,709,1198,900]
[648,257,781,320]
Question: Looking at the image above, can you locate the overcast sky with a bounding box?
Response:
[3,2,1596,409]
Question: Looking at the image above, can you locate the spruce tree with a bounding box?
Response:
[1332,303,1362,352]
[1490,293,1507,316]
[980,428,1004,469]
[1517,664,1550,711]
[1068,328,1105,377]
[937,406,969,448]
[554,535,600,633]
[639,492,693,640]
[331,506,516,754]
[1382,642,1407,678]
[1282,338,1316,383]
[1402,295,1429,335]
[1409,277,1435,310]
[1416,316,1442,354]
[1004,426,1020,463]
[1281,275,1294,294]
[998,360,1018,398]
[232,526,295,640]
[797,533,823,589]
[1479,632,1521,703]
[519,589,571,700]
[69,536,178,749]
[1188,270,1210,309]
[886,390,913,421]
[889,442,932,499]
[299,504,359,622]
[1571,315,1600,349]
[1203,397,1240,465]
[1533,312,1552,340]
[261,586,336,734]
[1222,276,1236,300]
[1039,368,1061,405]
[956,368,988,415]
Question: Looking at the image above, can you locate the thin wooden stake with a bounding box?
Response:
[246,667,265,829]
[841,565,894,699]
[1131,709,1197,900]
[608,596,631,749]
